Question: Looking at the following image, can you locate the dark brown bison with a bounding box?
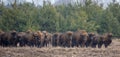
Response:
[72,31,81,47]
[88,33,103,48]
[72,30,88,47]
[33,32,40,47]
[90,33,113,48]
[101,33,113,48]
[1,32,10,47]
[33,31,45,47]
[37,31,45,47]
[86,32,96,47]
[0,30,5,46]
[47,33,52,47]
[52,32,61,47]
[90,34,100,48]
[24,30,34,47]
[17,31,44,47]
[10,30,18,47]
[1,30,18,47]
[17,32,27,47]
[42,31,52,47]
[59,31,73,47]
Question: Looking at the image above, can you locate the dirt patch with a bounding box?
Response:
[0,39,120,57]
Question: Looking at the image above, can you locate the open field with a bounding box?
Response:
[0,39,120,57]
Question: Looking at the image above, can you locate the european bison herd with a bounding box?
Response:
[0,30,113,48]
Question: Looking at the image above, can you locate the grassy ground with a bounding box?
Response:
[0,39,120,57]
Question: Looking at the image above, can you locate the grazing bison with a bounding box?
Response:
[59,31,73,47]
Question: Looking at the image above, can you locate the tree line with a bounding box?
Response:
[0,0,120,37]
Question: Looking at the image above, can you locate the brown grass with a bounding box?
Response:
[0,39,120,57]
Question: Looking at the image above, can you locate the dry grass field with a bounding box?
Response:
[0,39,120,57]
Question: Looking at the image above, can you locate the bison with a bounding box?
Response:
[102,33,113,48]
[52,32,61,47]
[0,30,5,46]
[17,32,27,47]
[86,32,96,47]
[24,30,34,47]
[59,31,73,47]
[33,31,45,47]
[90,33,113,48]
[72,30,88,47]
[1,30,18,47]
[42,31,52,47]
